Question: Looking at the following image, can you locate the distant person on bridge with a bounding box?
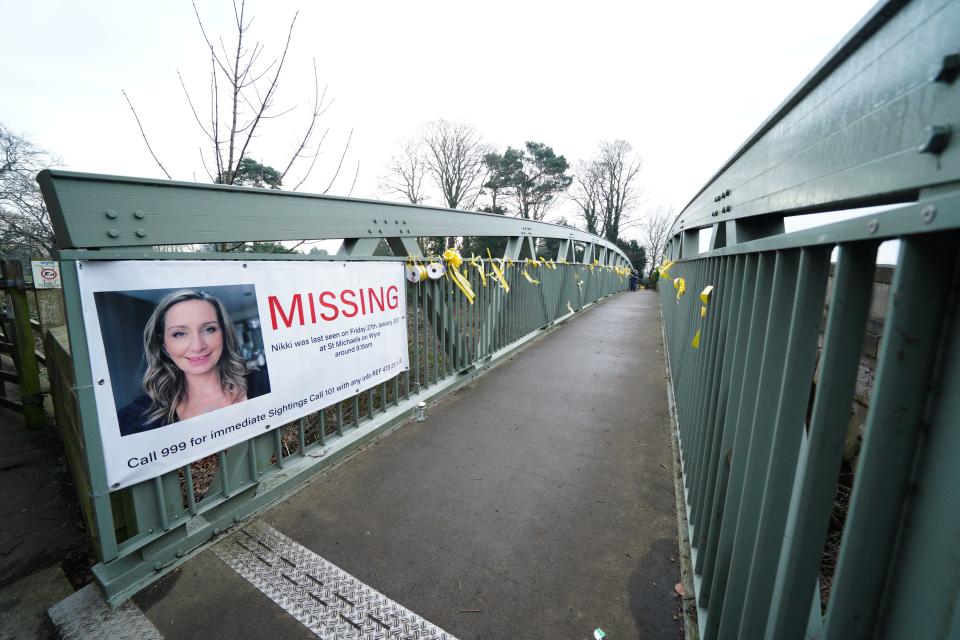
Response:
[118,290,269,436]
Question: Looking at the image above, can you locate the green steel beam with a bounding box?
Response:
[38,170,628,266]
[669,0,959,239]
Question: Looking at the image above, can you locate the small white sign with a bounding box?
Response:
[31,260,61,289]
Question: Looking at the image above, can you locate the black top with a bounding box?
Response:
[118,367,271,437]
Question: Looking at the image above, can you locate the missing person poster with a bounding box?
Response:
[76,260,409,490]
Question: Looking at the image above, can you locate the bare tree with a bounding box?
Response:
[0,125,57,256]
[571,140,642,242]
[570,159,603,236]
[421,120,488,210]
[126,0,352,193]
[420,119,489,248]
[636,206,673,277]
[380,139,428,204]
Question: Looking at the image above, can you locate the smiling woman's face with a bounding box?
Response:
[162,299,223,376]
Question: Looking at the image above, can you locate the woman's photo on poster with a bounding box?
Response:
[93,285,271,436]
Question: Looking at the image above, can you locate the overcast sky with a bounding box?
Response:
[2,0,878,242]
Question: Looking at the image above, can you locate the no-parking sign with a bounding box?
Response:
[31,260,61,289]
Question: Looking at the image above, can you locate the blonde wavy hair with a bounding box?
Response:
[141,290,247,424]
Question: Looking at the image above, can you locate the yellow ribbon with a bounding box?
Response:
[674,277,686,303]
[659,260,675,280]
[469,254,487,287]
[692,284,714,349]
[485,248,510,292]
[567,301,574,314]
[442,249,475,304]
[521,267,540,285]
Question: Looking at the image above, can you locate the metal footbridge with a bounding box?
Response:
[38,0,960,637]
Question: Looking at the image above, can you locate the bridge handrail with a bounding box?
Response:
[38,169,630,267]
[667,0,958,253]
[658,1,960,638]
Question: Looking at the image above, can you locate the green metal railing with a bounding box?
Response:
[38,168,630,604]
[660,0,959,638]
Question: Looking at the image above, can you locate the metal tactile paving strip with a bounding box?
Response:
[212,521,457,640]
[48,583,164,640]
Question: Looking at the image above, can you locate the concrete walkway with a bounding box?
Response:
[126,291,680,639]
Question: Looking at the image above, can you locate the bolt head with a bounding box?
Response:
[921,205,937,223]
[931,52,960,84]
[105,209,117,219]
[107,229,119,238]
[136,229,147,238]
[918,125,952,155]
[867,219,879,234]
[133,210,145,219]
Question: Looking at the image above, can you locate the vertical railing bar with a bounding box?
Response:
[703,251,776,637]
[413,282,420,392]
[298,417,306,457]
[153,476,170,531]
[691,255,732,536]
[336,403,344,436]
[432,279,439,384]
[736,245,831,638]
[183,464,197,515]
[248,436,260,483]
[715,249,801,639]
[766,241,878,639]
[698,252,760,597]
[822,237,955,638]
[693,255,745,569]
[352,394,360,428]
[217,449,230,497]
[678,258,709,460]
[688,258,724,513]
[272,428,284,469]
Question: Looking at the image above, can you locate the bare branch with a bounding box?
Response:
[230,10,299,182]
[178,69,215,141]
[292,127,329,191]
[122,89,172,180]
[322,128,353,194]
[346,161,360,197]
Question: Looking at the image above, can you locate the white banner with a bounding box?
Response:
[77,260,409,489]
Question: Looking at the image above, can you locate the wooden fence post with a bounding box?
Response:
[1,259,45,428]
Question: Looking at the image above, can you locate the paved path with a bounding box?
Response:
[131,291,680,639]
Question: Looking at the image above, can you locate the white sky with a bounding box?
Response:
[2,0,878,243]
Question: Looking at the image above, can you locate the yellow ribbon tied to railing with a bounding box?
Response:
[521,257,540,285]
[468,254,487,287]
[486,248,510,293]
[567,301,574,314]
[442,248,476,304]
[691,285,714,349]
[673,277,686,304]
[659,260,675,280]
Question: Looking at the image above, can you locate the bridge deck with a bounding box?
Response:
[133,291,681,639]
